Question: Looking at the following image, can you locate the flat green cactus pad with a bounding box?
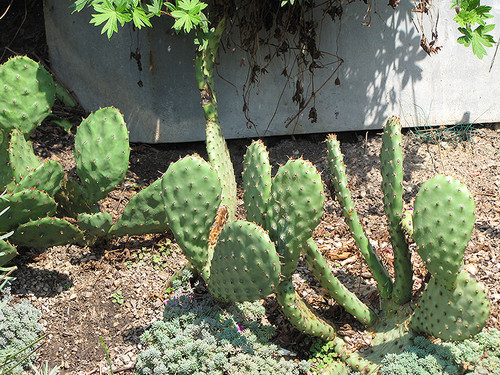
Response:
[77,211,112,238]
[208,220,280,302]
[12,160,64,196]
[0,130,13,190]
[413,175,475,289]
[0,56,55,135]
[242,140,271,227]
[162,154,221,271]
[8,128,41,183]
[271,158,324,277]
[12,217,84,248]
[410,271,490,341]
[206,120,237,221]
[0,189,56,232]
[74,107,130,204]
[109,177,168,237]
[0,239,17,267]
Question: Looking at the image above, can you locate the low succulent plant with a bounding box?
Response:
[135,286,310,375]
[165,116,490,373]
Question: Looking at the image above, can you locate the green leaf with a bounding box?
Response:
[457,24,496,59]
[131,7,153,29]
[71,0,92,13]
[90,2,131,38]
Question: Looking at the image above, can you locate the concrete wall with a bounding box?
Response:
[44,1,500,143]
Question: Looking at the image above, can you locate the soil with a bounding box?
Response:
[1,1,499,374]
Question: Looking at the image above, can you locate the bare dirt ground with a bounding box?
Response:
[1,1,499,374]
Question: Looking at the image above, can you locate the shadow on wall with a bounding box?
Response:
[216,1,428,138]
[336,1,427,129]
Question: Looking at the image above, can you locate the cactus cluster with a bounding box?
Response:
[1,56,491,373]
[0,56,173,248]
[164,116,490,374]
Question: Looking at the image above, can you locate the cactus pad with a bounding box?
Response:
[162,154,221,271]
[0,56,55,135]
[8,128,41,183]
[304,239,377,326]
[410,271,490,341]
[380,116,412,304]
[326,134,393,299]
[270,158,324,277]
[0,239,17,267]
[413,175,475,289]
[206,120,237,221]
[77,211,113,238]
[12,160,64,196]
[109,177,168,237]
[0,189,56,232]
[208,220,280,302]
[0,130,13,189]
[242,140,272,227]
[12,217,84,248]
[74,107,130,204]
[276,278,337,340]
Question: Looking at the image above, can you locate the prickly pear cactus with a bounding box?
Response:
[8,128,41,184]
[74,107,130,204]
[208,220,280,302]
[172,116,491,375]
[109,176,168,237]
[161,154,222,273]
[0,189,56,233]
[77,211,113,240]
[11,160,64,196]
[0,56,55,135]
[0,239,17,268]
[242,140,271,227]
[411,270,490,341]
[412,174,475,289]
[12,217,84,248]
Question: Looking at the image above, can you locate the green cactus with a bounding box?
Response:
[410,270,490,341]
[109,176,168,237]
[161,154,222,276]
[380,116,412,304]
[412,174,475,290]
[304,239,377,326]
[77,211,113,241]
[326,133,393,299]
[207,220,280,302]
[0,189,56,233]
[74,107,130,204]
[0,56,55,135]
[169,116,489,374]
[12,160,64,197]
[0,239,17,268]
[194,19,238,222]
[7,128,41,185]
[11,217,84,248]
[270,158,325,278]
[276,278,337,341]
[242,139,271,227]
